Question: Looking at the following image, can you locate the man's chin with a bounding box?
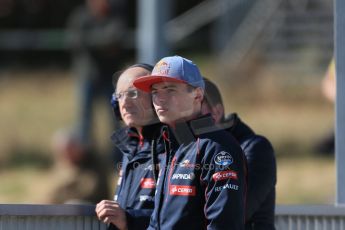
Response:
[123,117,137,126]
[158,116,173,125]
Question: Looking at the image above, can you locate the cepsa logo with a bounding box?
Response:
[170,185,196,196]
[140,178,156,189]
[153,61,170,75]
[212,170,238,181]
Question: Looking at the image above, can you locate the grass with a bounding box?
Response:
[277,156,335,204]
[0,168,56,203]
[0,65,336,204]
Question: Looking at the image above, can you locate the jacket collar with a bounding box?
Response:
[223,113,255,140]
[165,114,218,146]
[111,122,163,152]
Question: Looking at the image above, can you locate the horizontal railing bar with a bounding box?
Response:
[0,204,96,216]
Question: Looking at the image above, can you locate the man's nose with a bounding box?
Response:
[120,97,134,108]
[153,92,166,104]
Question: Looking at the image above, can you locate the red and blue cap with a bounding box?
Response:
[133,55,205,92]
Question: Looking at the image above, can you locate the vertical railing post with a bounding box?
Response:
[335,0,345,206]
[137,0,170,64]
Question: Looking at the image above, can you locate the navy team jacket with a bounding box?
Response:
[223,114,277,230]
[148,115,247,230]
[110,122,164,230]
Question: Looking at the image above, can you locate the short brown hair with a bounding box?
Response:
[203,78,223,107]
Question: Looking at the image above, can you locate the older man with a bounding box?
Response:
[96,64,163,230]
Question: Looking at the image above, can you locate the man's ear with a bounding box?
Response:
[212,104,225,123]
[194,87,204,103]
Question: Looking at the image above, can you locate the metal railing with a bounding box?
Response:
[276,205,345,230]
[1,204,345,230]
[0,204,106,230]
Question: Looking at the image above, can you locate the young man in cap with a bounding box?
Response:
[96,64,164,230]
[201,78,277,230]
[133,55,247,230]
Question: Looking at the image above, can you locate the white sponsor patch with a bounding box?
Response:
[140,195,155,202]
[144,165,153,171]
[214,151,233,166]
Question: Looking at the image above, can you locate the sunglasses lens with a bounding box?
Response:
[127,90,138,99]
[115,90,138,100]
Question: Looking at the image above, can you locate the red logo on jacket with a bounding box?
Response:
[169,185,196,196]
[140,178,156,189]
[212,170,238,181]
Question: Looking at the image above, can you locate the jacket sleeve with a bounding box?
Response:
[107,209,153,230]
[242,136,276,220]
[126,209,153,230]
[200,136,246,230]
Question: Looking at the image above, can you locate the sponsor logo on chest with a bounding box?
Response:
[139,195,155,202]
[140,178,156,189]
[171,173,195,180]
[169,185,196,196]
[214,151,233,166]
[179,159,197,168]
[144,165,153,171]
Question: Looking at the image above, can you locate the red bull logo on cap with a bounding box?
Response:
[153,61,170,76]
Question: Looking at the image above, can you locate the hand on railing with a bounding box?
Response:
[95,200,128,230]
